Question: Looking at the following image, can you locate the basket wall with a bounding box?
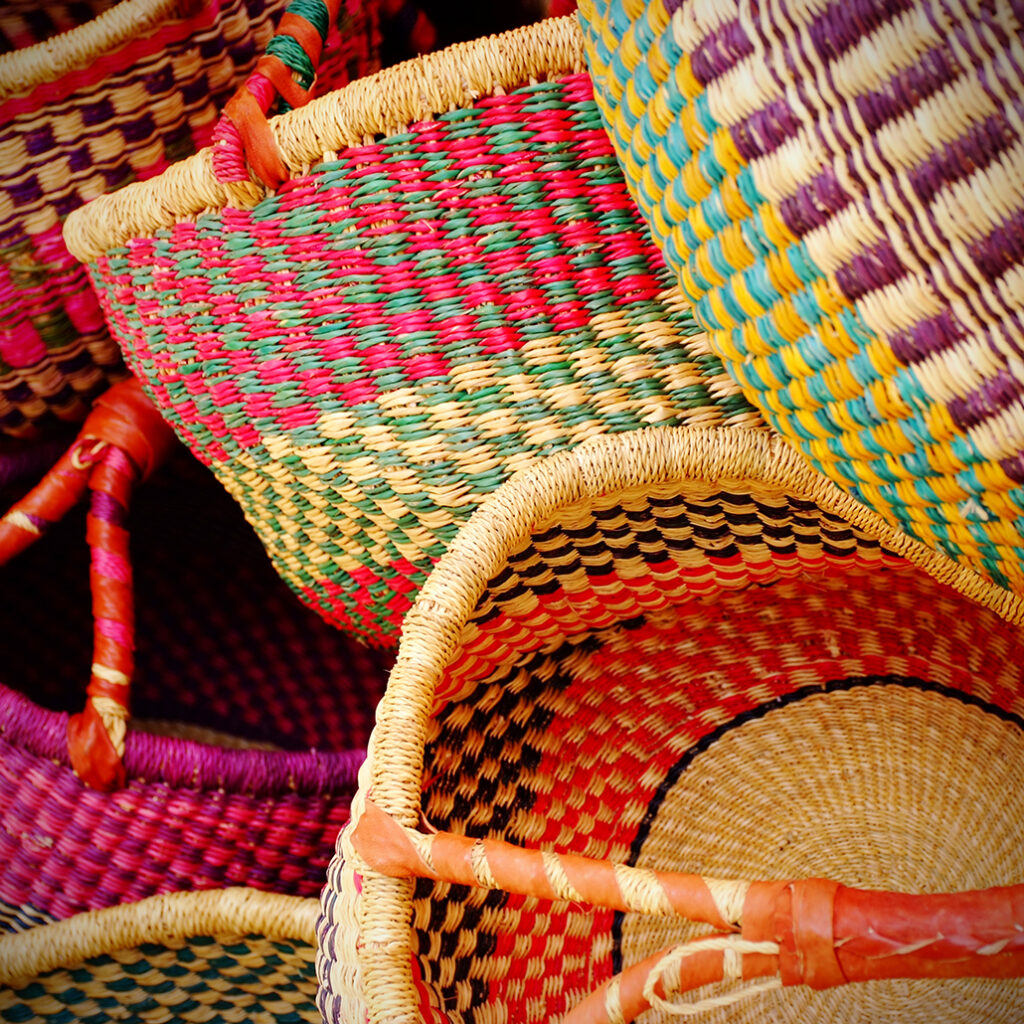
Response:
[0,450,391,926]
[0,0,379,439]
[83,67,764,643]
[319,427,1024,1023]
[576,0,1024,602]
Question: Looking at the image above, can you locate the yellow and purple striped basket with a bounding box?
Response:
[577,0,1024,597]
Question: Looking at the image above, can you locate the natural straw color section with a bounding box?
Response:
[344,424,1024,1022]
[0,0,183,98]
[63,14,587,262]
[0,887,318,986]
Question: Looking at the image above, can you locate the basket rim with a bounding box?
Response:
[0,0,189,101]
[0,681,364,795]
[0,886,318,987]
[62,14,587,262]
[347,423,1024,1020]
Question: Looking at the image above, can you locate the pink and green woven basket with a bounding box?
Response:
[64,15,766,643]
[0,0,379,439]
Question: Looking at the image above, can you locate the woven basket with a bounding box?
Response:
[0,438,392,921]
[62,15,769,644]
[320,425,1024,1023]
[0,0,379,441]
[0,887,319,1022]
[575,0,1024,603]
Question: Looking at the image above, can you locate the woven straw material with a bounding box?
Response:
[0,453,395,922]
[0,0,379,440]
[0,0,118,51]
[319,425,1024,1024]
[575,0,1024,604]
[63,18,768,642]
[0,888,319,1023]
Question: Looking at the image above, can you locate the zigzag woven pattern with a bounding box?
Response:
[578,0,1024,597]
[88,71,763,642]
[0,0,378,439]
[0,933,318,1023]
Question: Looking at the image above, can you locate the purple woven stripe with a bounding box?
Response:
[89,487,128,527]
[888,308,966,366]
[689,19,753,85]
[732,95,804,162]
[907,114,1019,206]
[969,208,1024,283]
[804,0,918,64]
[0,733,356,915]
[853,46,956,137]
[834,238,906,300]
[778,168,852,236]
[0,685,365,796]
[948,366,1024,434]
[1000,451,1024,486]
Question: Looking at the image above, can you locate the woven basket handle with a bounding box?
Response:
[354,800,1024,1020]
[212,0,346,188]
[0,378,177,791]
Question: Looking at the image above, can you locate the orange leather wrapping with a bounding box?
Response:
[67,699,126,792]
[85,378,176,480]
[254,55,311,110]
[224,87,289,188]
[353,800,732,927]
[834,884,1024,981]
[562,946,731,1024]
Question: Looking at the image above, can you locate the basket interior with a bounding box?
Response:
[385,475,1024,1022]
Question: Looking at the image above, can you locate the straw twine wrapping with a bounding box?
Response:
[577,0,1024,600]
[318,424,1024,1023]
[0,0,379,439]
[62,18,778,641]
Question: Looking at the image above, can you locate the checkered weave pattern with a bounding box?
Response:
[320,426,1024,1023]
[0,0,379,440]
[576,0,1024,603]
[79,46,764,643]
[0,889,319,1023]
[0,935,318,1024]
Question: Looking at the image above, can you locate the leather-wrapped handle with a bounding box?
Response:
[212,0,346,188]
[353,800,1024,1020]
[0,378,177,790]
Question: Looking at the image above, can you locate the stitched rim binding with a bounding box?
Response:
[0,0,195,100]
[0,886,318,986]
[351,424,1024,1019]
[63,14,587,262]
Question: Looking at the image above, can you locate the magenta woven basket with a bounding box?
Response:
[0,444,392,925]
[0,0,379,440]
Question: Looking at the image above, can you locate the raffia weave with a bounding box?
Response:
[64,19,768,641]
[0,0,378,438]
[576,0,1024,601]
[319,425,1024,1023]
